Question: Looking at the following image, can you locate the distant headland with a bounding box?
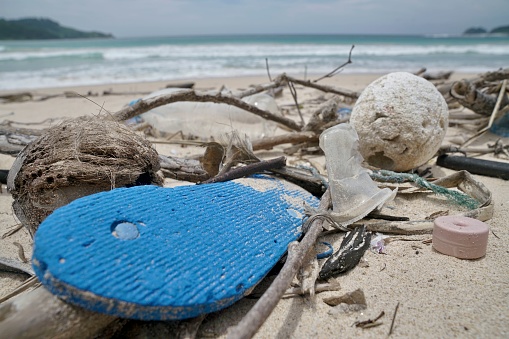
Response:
[463,25,509,35]
[0,17,114,40]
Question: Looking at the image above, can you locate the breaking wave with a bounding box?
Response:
[1,34,508,90]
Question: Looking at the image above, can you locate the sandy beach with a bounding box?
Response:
[0,72,508,338]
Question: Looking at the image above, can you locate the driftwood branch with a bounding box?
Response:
[461,79,508,147]
[0,257,33,276]
[0,125,42,155]
[278,73,359,99]
[234,83,281,99]
[287,81,305,126]
[437,68,509,102]
[0,136,27,155]
[202,156,286,184]
[0,286,117,338]
[112,89,302,131]
[228,189,331,339]
[440,141,509,157]
[234,73,359,100]
[303,95,342,133]
[314,45,355,82]
[0,125,44,137]
[159,154,210,183]
[479,67,509,83]
[421,71,453,81]
[251,131,318,151]
[265,58,272,82]
[485,79,508,131]
[450,80,509,116]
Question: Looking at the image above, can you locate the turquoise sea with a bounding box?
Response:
[0,34,508,90]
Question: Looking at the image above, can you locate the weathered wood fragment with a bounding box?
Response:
[0,286,116,338]
[450,80,509,116]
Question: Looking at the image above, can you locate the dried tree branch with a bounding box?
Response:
[228,189,331,339]
[0,256,33,276]
[450,80,509,116]
[235,73,359,100]
[251,131,318,151]
[461,79,508,148]
[0,125,43,155]
[201,156,286,184]
[0,125,44,137]
[0,276,40,304]
[288,81,305,126]
[159,154,210,183]
[313,45,355,82]
[0,286,117,338]
[480,68,509,83]
[112,89,302,131]
[388,302,400,336]
[438,68,509,95]
[440,143,509,156]
[265,58,272,82]
[485,79,508,130]
[278,74,359,99]
[303,95,342,133]
[234,83,281,99]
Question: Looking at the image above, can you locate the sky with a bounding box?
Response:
[1,0,509,38]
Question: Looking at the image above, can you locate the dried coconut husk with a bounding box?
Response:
[7,116,163,237]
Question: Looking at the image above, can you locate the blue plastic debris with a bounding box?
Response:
[32,176,318,320]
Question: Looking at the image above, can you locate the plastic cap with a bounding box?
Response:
[432,216,489,259]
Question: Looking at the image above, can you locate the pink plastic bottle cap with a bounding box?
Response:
[432,216,489,259]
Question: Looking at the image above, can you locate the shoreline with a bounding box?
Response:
[0,72,478,126]
[0,71,478,95]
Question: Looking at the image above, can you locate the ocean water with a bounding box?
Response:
[0,34,508,90]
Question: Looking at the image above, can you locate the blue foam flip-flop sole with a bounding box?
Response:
[32,176,319,320]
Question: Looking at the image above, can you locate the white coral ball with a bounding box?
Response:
[350,72,448,171]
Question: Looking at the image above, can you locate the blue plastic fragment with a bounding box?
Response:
[32,177,319,320]
[337,107,352,120]
[490,113,509,137]
[316,242,334,259]
[128,98,141,106]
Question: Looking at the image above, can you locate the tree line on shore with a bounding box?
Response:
[0,17,114,40]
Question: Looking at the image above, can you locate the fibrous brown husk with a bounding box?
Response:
[7,116,163,236]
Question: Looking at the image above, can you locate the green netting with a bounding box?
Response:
[370,170,480,210]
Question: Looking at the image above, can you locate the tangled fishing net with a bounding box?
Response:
[8,116,162,236]
[370,169,480,210]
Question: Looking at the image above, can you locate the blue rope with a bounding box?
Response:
[316,242,334,259]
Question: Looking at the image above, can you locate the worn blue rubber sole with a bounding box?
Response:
[32,176,318,320]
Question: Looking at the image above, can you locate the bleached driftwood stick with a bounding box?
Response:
[460,79,508,147]
[0,125,42,155]
[251,131,318,151]
[0,286,116,338]
[450,79,509,116]
[235,73,359,100]
[112,89,302,131]
[228,189,331,339]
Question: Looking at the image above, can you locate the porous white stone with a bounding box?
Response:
[350,72,448,171]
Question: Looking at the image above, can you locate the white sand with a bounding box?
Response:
[0,73,508,338]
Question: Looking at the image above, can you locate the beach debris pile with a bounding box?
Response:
[0,65,507,338]
[137,88,281,141]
